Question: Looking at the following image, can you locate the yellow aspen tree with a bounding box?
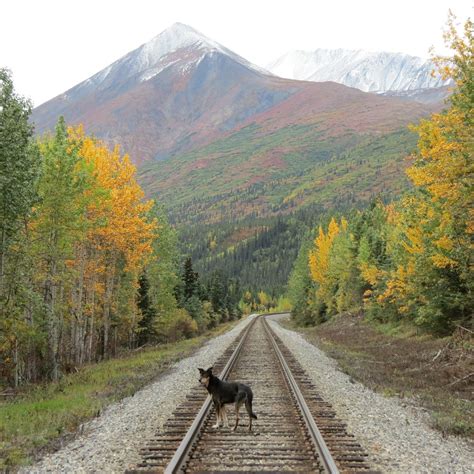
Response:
[308,218,340,287]
[69,126,157,358]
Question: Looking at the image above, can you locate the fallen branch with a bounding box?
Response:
[447,372,474,387]
[455,325,474,335]
[432,349,443,362]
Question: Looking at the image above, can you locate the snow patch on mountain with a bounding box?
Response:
[139,59,181,82]
[267,49,450,93]
[84,23,269,89]
[134,22,225,75]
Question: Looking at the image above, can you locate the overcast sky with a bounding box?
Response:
[1,0,472,106]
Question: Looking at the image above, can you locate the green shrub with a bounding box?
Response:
[154,309,198,342]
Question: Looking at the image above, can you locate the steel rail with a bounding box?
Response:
[164,314,259,474]
[262,316,340,474]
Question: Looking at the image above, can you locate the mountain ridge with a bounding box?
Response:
[33,23,443,167]
[266,48,451,93]
[32,23,295,164]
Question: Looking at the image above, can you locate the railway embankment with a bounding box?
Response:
[23,314,473,473]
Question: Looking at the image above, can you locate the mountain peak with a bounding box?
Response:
[83,22,232,88]
[146,22,223,58]
[128,22,223,79]
[133,22,268,81]
[164,22,207,39]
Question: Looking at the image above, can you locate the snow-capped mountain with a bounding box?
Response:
[266,49,450,93]
[81,22,268,91]
[33,23,431,166]
[32,22,289,162]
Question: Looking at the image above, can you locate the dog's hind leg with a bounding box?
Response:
[233,393,246,431]
[245,398,257,431]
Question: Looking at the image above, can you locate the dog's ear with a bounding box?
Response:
[207,367,213,374]
[198,367,205,374]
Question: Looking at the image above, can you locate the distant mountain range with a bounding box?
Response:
[32,23,446,226]
[33,23,438,168]
[266,48,451,93]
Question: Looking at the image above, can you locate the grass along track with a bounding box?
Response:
[0,320,241,471]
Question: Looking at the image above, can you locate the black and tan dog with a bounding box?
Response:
[198,367,257,431]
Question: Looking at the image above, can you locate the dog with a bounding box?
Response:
[198,367,257,431]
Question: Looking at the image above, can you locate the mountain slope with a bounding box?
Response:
[140,80,426,225]
[33,24,439,169]
[33,23,434,223]
[266,49,450,93]
[32,23,294,164]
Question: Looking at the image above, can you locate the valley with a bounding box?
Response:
[31,23,446,295]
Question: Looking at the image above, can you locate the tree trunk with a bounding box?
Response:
[87,270,96,363]
[44,270,59,381]
[74,245,86,365]
[13,339,19,387]
[0,225,7,298]
[102,255,116,360]
[44,228,60,381]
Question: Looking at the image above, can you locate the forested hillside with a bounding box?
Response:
[135,71,430,299]
[168,122,421,298]
[0,71,242,387]
[140,112,422,225]
[288,18,473,334]
[178,203,355,298]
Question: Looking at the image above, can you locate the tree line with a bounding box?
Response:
[0,69,242,387]
[288,18,473,335]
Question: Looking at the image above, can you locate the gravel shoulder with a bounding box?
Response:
[268,315,474,474]
[23,313,473,473]
[23,315,256,474]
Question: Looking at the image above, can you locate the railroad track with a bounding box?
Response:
[128,315,373,473]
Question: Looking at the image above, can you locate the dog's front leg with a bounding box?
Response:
[233,400,241,431]
[212,403,221,429]
[222,405,229,428]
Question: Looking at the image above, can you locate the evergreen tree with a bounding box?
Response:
[0,68,40,295]
[288,236,316,325]
[183,257,199,301]
[209,271,226,314]
[137,272,157,345]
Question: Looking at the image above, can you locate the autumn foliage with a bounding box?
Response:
[0,116,161,385]
[290,17,473,334]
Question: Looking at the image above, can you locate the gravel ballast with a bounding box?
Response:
[268,316,474,474]
[24,313,473,473]
[24,315,256,474]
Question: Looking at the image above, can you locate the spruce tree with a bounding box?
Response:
[137,272,157,345]
[183,257,199,300]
